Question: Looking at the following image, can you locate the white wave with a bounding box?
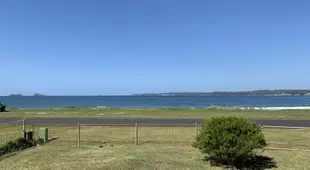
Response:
[259,107,310,110]
[238,106,310,110]
[208,106,310,110]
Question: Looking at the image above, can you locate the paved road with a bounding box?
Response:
[1,118,310,127]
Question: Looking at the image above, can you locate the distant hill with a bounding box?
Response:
[9,94,23,97]
[133,90,310,96]
[33,93,46,96]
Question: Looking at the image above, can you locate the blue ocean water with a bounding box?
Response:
[1,96,310,109]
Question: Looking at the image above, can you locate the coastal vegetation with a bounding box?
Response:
[134,89,310,96]
[0,103,6,112]
[0,138,36,157]
[193,117,268,169]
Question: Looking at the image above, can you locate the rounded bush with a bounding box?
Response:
[193,116,266,165]
[0,103,6,112]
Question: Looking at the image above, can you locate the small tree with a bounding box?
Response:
[193,116,266,167]
[0,103,6,112]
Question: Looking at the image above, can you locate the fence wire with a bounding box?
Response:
[15,124,199,145]
[262,127,310,150]
[80,124,135,144]
[138,124,197,144]
[0,119,23,145]
[2,122,310,151]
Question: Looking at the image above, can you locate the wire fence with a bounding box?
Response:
[0,119,24,145]
[79,123,198,145]
[21,124,199,145]
[29,124,310,150]
[1,120,310,151]
[262,126,310,151]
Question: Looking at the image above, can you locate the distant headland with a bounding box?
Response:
[8,93,46,97]
[5,90,310,97]
[9,94,23,97]
[133,90,310,96]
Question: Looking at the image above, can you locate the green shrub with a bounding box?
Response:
[0,103,6,112]
[0,138,36,156]
[193,116,266,166]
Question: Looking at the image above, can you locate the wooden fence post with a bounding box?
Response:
[135,122,138,145]
[195,122,198,136]
[77,122,80,146]
[22,118,26,138]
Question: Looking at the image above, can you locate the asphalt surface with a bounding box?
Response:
[1,118,310,127]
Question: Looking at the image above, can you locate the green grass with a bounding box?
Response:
[1,141,310,169]
[2,108,310,119]
[1,125,310,169]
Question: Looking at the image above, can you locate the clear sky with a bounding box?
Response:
[1,0,310,95]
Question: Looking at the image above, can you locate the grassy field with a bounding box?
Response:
[1,108,310,119]
[1,142,310,170]
[1,124,310,169]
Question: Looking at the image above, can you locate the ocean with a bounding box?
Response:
[1,96,310,109]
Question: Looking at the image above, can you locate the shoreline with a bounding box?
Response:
[6,106,310,111]
[2,107,310,119]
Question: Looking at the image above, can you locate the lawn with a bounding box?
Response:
[2,108,310,119]
[1,125,310,169]
[1,142,310,169]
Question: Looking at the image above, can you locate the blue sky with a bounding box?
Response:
[1,0,310,95]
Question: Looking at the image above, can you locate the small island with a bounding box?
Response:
[9,94,23,97]
[33,93,46,96]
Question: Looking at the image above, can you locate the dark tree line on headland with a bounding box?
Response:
[134,90,310,96]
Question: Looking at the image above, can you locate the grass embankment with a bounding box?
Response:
[1,108,310,119]
[1,125,310,169]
